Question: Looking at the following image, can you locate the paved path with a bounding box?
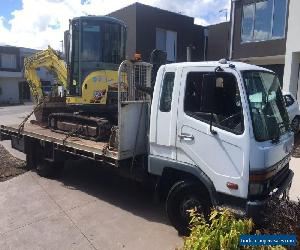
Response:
[0,166,183,250]
[0,104,183,250]
[0,104,34,126]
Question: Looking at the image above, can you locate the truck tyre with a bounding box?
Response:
[26,151,36,170]
[36,159,64,178]
[166,180,211,236]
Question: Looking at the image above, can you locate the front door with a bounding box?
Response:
[176,67,250,198]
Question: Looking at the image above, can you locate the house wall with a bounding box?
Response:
[283,0,300,100]
[110,3,205,63]
[135,3,205,62]
[109,4,137,59]
[207,22,230,61]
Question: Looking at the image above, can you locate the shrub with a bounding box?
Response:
[182,208,285,250]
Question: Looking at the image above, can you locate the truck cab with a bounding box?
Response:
[149,60,294,234]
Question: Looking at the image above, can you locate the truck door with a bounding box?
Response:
[176,67,250,198]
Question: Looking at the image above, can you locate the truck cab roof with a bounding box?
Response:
[161,60,274,73]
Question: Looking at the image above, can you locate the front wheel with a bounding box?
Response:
[166,180,211,236]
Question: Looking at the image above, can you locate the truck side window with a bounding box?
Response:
[160,72,175,112]
[184,72,244,134]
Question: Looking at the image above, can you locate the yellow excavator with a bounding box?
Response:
[24,15,127,141]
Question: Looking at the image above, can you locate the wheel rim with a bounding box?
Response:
[180,196,203,221]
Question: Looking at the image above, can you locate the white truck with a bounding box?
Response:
[0,59,294,235]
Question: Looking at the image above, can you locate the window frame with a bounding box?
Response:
[183,71,245,135]
[0,53,17,69]
[241,0,288,43]
[159,71,175,113]
[241,3,255,43]
[155,28,177,62]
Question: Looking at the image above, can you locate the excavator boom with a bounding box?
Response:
[24,46,67,103]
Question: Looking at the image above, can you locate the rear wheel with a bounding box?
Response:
[166,180,211,236]
[27,145,64,178]
[291,116,300,133]
[36,159,64,178]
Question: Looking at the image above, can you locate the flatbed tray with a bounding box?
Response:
[0,123,118,160]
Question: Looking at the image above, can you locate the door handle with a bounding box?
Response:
[178,133,194,141]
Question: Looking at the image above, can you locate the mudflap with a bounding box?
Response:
[11,135,25,152]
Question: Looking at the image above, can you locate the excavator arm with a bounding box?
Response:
[24,46,67,103]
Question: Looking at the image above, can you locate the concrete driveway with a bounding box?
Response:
[0,103,34,126]
[0,162,183,250]
[0,104,183,250]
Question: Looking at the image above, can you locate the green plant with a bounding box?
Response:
[182,208,286,250]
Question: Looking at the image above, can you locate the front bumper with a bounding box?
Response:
[246,169,294,224]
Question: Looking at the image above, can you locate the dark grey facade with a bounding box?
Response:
[206,22,230,61]
[109,3,205,62]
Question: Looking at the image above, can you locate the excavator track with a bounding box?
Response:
[48,113,112,142]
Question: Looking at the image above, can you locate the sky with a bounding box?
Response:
[0,0,231,50]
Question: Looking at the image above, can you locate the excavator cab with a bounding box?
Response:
[64,16,126,109]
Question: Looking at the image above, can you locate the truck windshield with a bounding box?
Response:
[243,71,290,142]
[81,20,126,64]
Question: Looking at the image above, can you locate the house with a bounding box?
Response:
[283,0,300,100]
[109,2,206,63]
[0,46,23,104]
[206,22,230,61]
[0,46,53,105]
[228,0,288,85]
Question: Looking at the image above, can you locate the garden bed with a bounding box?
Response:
[0,144,27,182]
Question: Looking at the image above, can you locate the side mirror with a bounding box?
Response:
[202,74,217,134]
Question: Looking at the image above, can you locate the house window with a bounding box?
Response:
[241,4,255,42]
[156,28,177,62]
[0,53,17,69]
[272,0,287,38]
[241,0,287,42]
